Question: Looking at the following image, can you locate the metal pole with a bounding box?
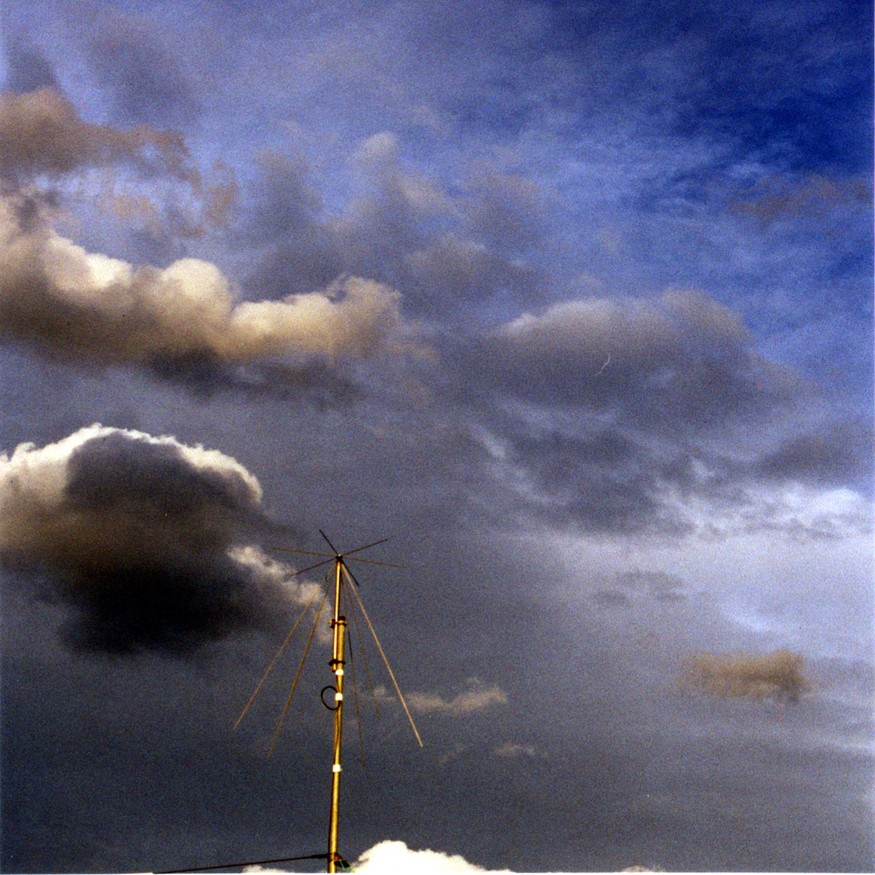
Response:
[327,558,346,873]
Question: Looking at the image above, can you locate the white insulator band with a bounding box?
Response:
[336,669,344,677]
[335,692,343,701]
[332,764,342,773]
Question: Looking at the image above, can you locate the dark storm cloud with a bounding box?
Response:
[683,650,811,702]
[434,287,872,537]
[147,354,361,407]
[0,2,870,873]
[0,425,317,655]
[501,428,678,534]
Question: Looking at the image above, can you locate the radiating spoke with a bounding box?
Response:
[344,536,390,557]
[346,556,407,569]
[319,529,340,554]
[287,557,334,577]
[270,546,334,559]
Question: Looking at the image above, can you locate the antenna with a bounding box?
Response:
[234,532,422,874]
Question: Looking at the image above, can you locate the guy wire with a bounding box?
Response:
[344,601,367,768]
[232,589,323,732]
[342,565,423,747]
[268,587,329,756]
[348,589,381,720]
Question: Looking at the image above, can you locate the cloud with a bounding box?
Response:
[3,37,61,94]
[494,741,540,759]
[683,650,811,702]
[462,170,547,255]
[0,191,415,391]
[441,287,873,538]
[0,85,234,241]
[593,589,632,608]
[234,840,515,874]
[402,233,541,312]
[592,571,686,608]
[753,418,873,492]
[244,135,547,318]
[354,840,513,873]
[478,288,800,431]
[0,87,191,180]
[404,678,509,716]
[732,174,871,226]
[247,150,323,242]
[613,570,686,603]
[0,425,318,655]
[87,11,202,128]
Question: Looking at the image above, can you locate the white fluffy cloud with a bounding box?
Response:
[403,678,509,716]
[0,191,412,370]
[354,840,514,873]
[494,741,540,758]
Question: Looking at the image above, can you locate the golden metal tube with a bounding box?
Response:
[327,558,346,873]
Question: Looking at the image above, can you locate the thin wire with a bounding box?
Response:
[156,851,329,873]
[342,565,423,747]
[274,555,335,577]
[232,590,322,731]
[348,588,381,720]
[344,609,367,768]
[268,588,328,756]
[270,546,334,559]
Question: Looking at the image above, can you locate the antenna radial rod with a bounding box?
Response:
[327,556,346,873]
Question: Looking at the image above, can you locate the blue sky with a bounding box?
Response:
[0,1,872,872]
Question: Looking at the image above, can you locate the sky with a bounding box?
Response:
[0,1,872,872]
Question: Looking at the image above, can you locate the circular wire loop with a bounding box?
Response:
[321,685,340,711]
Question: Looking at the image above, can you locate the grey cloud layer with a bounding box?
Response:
[0,89,866,539]
[479,289,800,429]
[439,289,870,537]
[244,134,547,317]
[0,3,871,872]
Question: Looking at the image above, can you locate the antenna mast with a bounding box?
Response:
[234,531,422,874]
[327,552,346,874]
